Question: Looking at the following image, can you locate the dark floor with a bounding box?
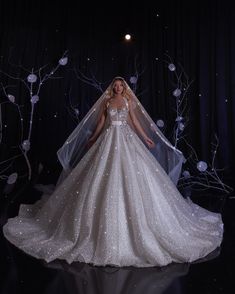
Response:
[1,184,235,294]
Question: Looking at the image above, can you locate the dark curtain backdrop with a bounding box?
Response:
[0,0,234,184]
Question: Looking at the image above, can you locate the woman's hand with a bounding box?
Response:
[145,137,155,148]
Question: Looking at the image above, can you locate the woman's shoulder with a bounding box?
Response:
[102,97,113,110]
[105,96,113,104]
[106,96,114,102]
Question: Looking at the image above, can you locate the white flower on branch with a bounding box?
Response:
[156,119,165,128]
[22,140,30,151]
[4,172,18,194]
[197,161,208,172]
[7,94,15,103]
[7,172,18,184]
[27,74,37,83]
[130,76,137,84]
[173,88,181,97]
[30,95,39,104]
[178,122,185,131]
[74,108,79,115]
[175,116,184,122]
[168,63,176,71]
[59,57,68,66]
[182,170,191,179]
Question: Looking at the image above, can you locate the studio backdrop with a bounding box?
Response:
[0,0,234,188]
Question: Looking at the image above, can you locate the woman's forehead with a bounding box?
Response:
[113,80,123,85]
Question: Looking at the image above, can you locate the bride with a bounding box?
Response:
[3,77,223,268]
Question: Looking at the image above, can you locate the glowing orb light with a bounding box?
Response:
[125,34,131,41]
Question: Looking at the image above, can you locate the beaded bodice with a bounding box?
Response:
[106,97,129,126]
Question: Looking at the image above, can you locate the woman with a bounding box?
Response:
[3,77,223,268]
[87,78,155,149]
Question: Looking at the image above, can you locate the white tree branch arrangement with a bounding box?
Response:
[65,86,81,124]
[178,134,233,194]
[72,68,106,121]
[163,54,232,194]
[0,51,68,192]
[74,67,104,93]
[129,55,146,94]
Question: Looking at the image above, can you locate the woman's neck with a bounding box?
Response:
[113,93,123,99]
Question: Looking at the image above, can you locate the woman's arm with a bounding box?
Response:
[87,101,107,148]
[128,99,155,148]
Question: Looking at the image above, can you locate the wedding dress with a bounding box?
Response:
[3,95,223,267]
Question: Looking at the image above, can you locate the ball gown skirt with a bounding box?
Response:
[3,101,224,267]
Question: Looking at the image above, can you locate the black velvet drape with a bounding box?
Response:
[0,0,234,184]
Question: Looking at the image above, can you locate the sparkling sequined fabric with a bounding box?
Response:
[3,97,223,267]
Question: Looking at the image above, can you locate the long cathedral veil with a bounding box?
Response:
[57,77,185,186]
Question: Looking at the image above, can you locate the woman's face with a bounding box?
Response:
[112,80,124,95]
